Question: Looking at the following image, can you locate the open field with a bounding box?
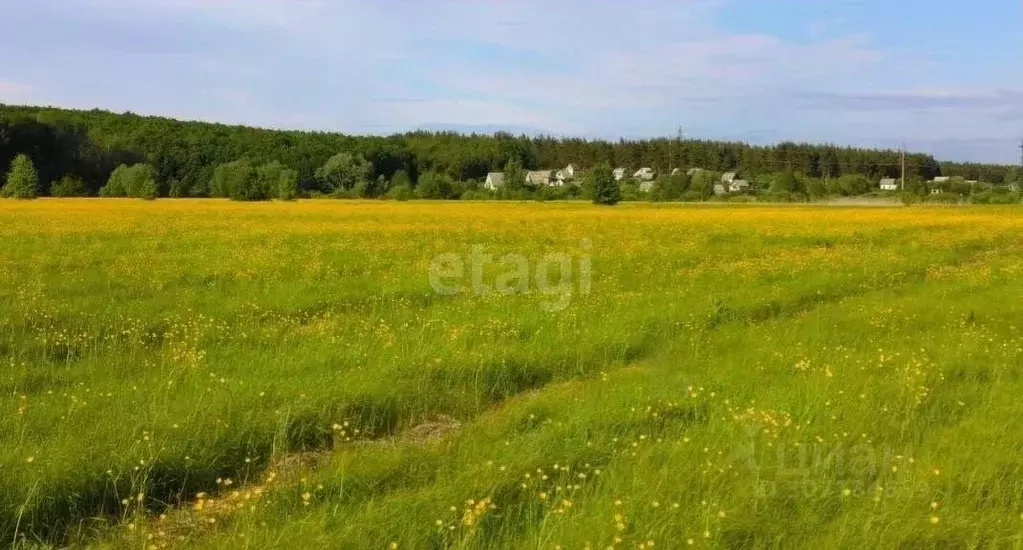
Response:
[3,200,1023,548]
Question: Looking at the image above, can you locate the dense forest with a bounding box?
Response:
[0,103,1017,198]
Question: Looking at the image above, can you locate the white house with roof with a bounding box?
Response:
[555,164,576,184]
[613,168,627,181]
[880,178,899,191]
[484,172,505,190]
[633,167,656,181]
[525,170,553,187]
[729,179,750,193]
[721,172,737,184]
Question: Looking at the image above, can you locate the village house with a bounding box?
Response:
[713,183,727,196]
[555,164,576,184]
[880,178,899,191]
[721,172,737,184]
[729,179,750,193]
[633,167,656,181]
[613,168,628,181]
[484,172,505,190]
[525,170,553,187]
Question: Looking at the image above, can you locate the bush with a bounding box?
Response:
[2,154,39,199]
[926,192,961,204]
[315,152,372,193]
[460,190,495,201]
[101,163,158,199]
[971,191,1020,205]
[387,184,414,201]
[210,160,297,201]
[50,175,87,197]
[416,172,455,199]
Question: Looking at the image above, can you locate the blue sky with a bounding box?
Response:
[1,0,1021,163]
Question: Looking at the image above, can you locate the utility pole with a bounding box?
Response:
[901,143,906,191]
[668,125,682,178]
[1018,138,1023,174]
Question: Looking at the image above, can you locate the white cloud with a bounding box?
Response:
[3,0,1020,161]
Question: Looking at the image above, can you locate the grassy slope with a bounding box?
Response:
[1,200,1021,548]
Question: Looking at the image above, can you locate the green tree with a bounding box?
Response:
[390,170,411,189]
[315,152,371,193]
[805,177,827,198]
[50,174,87,197]
[690,170,717,196]
[252,161,298,201]
[276,167,300,201]
[2,154,39,199]
[591,163,621,206]
[503,159,525,192]
[771,168,798,193]
[100,165,129,197]
[652,172,690,201]
[100,163,158,199]
[835,174,870,196]
[416,172,455,199]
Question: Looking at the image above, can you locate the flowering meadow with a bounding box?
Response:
[2,199,1023,548]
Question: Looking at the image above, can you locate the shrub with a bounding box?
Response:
[50,175,87,197]
[315,152,372,193]
[387,184,414,201]
[926,192,961,204]
[101,163,158,199]
[416,172,455,199]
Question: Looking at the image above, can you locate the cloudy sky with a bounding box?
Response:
[1,0,1021,162]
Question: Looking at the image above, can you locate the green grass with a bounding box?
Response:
[2,200,1023,548]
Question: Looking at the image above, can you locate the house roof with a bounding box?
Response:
[933,176,951,183]
[486,172,505,184]
[880,178,896,185]
[721,172,737,182]
[731,179,749,187]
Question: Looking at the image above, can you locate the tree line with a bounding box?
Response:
[0,104,1018,200]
